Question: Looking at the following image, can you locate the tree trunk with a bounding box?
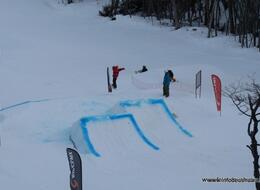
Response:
[171,0,180,28]
[228,0,235,34]
[247,104,260,190]
[204,0,210,26]
[207,0,215,38]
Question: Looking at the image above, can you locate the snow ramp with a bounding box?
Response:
[119,99,193,137]
[70,113,159,157]
[117,99,193,151]
[70,98,192,157]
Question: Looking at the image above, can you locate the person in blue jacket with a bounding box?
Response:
[163,70,176,97]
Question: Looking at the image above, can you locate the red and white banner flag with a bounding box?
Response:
[211,74,222,112]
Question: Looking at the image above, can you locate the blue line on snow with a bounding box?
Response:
[119,100,142,107]
[120,98,193,137]
[110,114,159,150]
[79,113,159,157]
[80,119,101,157]
[0,99,51,112]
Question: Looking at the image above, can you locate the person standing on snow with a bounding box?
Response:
[112,65,125,89]
[163,70,176,97]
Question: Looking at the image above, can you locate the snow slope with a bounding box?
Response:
[0,0,260,189]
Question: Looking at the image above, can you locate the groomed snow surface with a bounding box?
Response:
[0,0,260,189]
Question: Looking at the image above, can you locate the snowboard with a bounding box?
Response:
[107,67,112,93]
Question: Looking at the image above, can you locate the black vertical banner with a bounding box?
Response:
[195,70,202,98]
[66,148,82,190]
[107,67,112,93]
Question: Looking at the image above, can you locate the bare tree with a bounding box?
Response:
[224,79,260,190]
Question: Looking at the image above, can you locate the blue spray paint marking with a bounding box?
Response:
[119,100,142,107]
[109,114,159,150]
[120,98,193,137]
[148,99,193,137]
[80,118,101,157]
[0,99,51,112]
[79,113,159,157]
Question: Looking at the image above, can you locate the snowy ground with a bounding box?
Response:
[0,0,260,189]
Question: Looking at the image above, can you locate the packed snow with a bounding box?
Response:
[0,0,260,189]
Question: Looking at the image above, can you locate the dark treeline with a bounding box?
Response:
[100,0,260,51]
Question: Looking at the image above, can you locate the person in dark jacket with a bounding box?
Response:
[163,70,176,97]
[136,65,148,73]
[112,65,125,89]
[141,65,148,73]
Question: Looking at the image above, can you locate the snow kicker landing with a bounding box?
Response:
[119,99,193,138]
[70,98,193,157]
[70,113,159,157]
